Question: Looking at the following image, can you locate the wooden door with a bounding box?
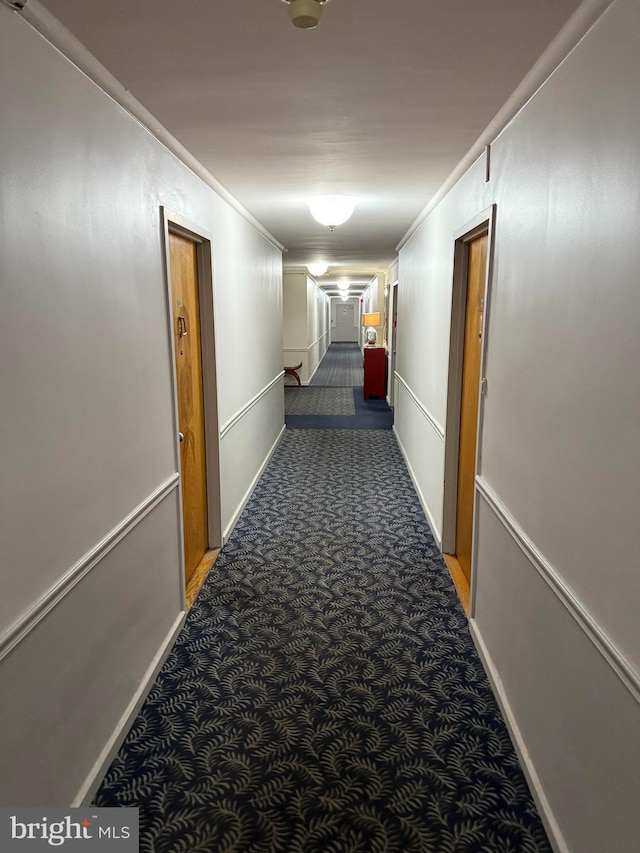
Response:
[455,233,488,582]
[169,232,208,584]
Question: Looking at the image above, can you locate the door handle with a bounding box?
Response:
[177,315,188,338]
[179,432,184,443]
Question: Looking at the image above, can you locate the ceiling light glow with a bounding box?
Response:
[337,280,350,291]
[307,263,328,277]
[307,196,357,230]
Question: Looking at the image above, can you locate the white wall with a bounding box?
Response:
[360,274,386,349]
[385,260,399,402]
[307,276,330,379]
[283,272,308,380]
[282,273,329,383]
[0,6,283,806]
[395,1,640,850]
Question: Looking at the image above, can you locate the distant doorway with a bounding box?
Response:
[442,208,495,612]
[333,302,358,342]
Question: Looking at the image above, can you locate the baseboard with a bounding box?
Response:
[306,361,320,385]
[222,424,286,543]
[468,619,569,853]
[392,425,442,547]
[72,610,186,807]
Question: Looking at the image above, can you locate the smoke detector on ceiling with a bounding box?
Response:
[282,0,331,30]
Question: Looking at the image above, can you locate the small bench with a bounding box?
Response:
[284,362,303,386]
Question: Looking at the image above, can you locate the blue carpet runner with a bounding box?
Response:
[95,426,552,851]
[309,342,364,387]
[95,345,549,850]
[286,387,393,431]
[286,343,393,431]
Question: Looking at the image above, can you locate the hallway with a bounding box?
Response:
[2,2,637,846]
[95,345,550,852]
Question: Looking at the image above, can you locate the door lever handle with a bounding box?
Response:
[179,432,184,443]
[177,315,188,338]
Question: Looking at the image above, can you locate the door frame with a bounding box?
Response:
[161,208,222,601]
[387,280,399,408]
[441,205,496,615]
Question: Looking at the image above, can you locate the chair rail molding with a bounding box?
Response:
[395,372,445,440]
[0,473,180,662]
[219,372,284,440]
[476,476,640,705]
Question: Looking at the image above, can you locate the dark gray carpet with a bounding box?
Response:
[286,387,393,431]
[285,387,356,416]
[95,430,551,853]
[310,343,363,387]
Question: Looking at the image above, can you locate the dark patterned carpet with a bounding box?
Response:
[95,429,551,852]
[285,387,393,431]
[285,388,356,416]
[310,343,364,386]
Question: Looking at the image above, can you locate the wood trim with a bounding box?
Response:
[441,205,496,597]
[0,474,180,662]
[162,208,223,602]
[443,554,470,614]
[185,548,220,609]
[476,476,640,706]
[164,208,223,552]
[454,232,488,584]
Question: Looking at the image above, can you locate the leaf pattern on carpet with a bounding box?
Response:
[95,431,551,853]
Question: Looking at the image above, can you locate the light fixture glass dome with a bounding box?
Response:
[307,196,357,229]
[283,0,330,29]
[307,262,328,277]
[337,279,350,291]
[340,294,350,302]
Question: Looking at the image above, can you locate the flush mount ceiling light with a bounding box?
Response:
[282,0,330,30]
[307,196,357,230]
[307,263,328,277]
[337,279,350,291]
[340,294,350,302]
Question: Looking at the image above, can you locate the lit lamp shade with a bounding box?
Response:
[362,312,382,346]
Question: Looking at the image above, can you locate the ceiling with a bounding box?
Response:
[39,0,583,294]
